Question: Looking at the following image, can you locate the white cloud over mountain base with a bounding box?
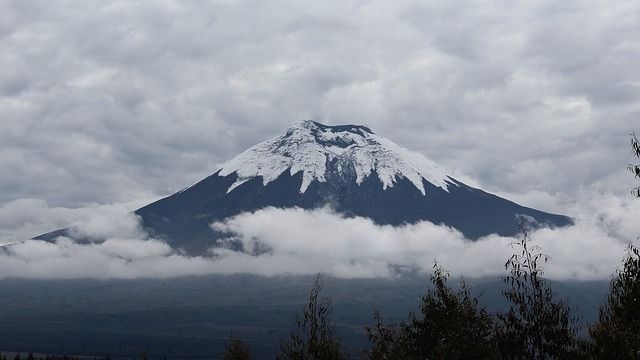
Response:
[0,195,637,280]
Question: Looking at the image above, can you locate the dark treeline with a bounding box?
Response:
[0,354,86,360]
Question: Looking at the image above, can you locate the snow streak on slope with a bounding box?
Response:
[218,120,452,195]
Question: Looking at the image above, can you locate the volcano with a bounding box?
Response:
[38,120,572,254]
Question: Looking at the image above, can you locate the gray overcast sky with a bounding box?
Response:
[1,1,639,230]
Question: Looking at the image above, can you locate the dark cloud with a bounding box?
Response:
[0,1,639,249]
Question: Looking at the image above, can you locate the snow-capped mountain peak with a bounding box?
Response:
[39,120,573,255]
[218,120,452,195]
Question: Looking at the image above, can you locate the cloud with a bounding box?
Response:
[210,205,634,280]
[0,198,150,244]
[1,195,638,280]
[0,0,639,211]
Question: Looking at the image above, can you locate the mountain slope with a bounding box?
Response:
[38,120,572,255]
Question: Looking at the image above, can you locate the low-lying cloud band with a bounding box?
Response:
[0,198,637,280]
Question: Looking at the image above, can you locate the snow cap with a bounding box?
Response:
[218,120,451,195]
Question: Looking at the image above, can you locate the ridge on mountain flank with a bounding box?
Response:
[36,120,573,255]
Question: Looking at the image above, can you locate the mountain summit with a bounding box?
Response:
[219,120,449,195]
[38,121,572,254]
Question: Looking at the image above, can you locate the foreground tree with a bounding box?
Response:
[365,264,494,360]
[222,333,252,360]
[364,310,409,360]
[589,133,640,358]
[590,136,640,358]
[495,223,582,359]
[589,244,640,359]
[405,264,494,359]
[278,275,347,360]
